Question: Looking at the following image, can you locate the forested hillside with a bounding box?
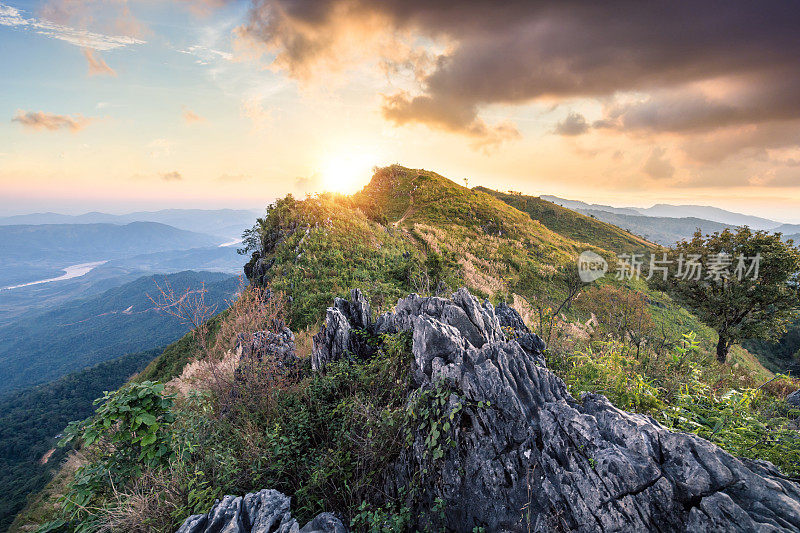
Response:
[0,348,160,531]
[0,271,239,393]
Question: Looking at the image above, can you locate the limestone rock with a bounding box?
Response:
[176,489,345,533]
[321,288,800,532]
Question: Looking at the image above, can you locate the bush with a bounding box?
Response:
[56,381,176,529]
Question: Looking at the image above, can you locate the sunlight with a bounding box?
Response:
[320,152,377,194]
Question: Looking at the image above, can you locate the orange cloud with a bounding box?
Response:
[183,107,204,124]
[82,48,116,76]
[11,110,94,132]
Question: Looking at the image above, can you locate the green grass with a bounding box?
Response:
[477,187,654,253]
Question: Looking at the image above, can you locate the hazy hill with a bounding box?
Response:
[543,195,782,231]
[0,208,260,239]
[0,222,222,264]
[0,270,238,393]
[579,209,730,246]
[540,195,641,215]
[639,204,778,229]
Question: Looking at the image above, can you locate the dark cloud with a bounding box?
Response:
[382,92,519,146]
[161,171,183,181]
[12,110,94,132]
[553,112,589,136]
[238,1,800,146]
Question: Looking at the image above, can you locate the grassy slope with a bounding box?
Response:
[476,187,654,252]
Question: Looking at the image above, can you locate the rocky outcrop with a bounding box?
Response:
[190,288,800,532]
[236,326,297,367]
[311,289,374,372]
[318,288,800,532]
[176,489,346,533]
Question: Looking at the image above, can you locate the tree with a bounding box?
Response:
[650,228,800,363]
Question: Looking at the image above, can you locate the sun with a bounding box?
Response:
[320,152,378,194]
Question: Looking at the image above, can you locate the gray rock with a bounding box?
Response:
[311,289,374,372]
[176,489,346,533]
[786,389,800,408]
[320,288,800,532]
[236,327,296,365]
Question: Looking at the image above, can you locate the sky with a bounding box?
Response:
[2,1,800,221]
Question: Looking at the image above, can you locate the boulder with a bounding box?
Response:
[176,489,346,533]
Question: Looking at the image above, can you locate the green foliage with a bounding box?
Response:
[244,193,419,328]
[351,500,412,532]
[58,381,176,525]
[153,331,415,526]
[651,227,800,362]
[552,334,800,476]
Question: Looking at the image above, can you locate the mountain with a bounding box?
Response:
[578,209,731,246]
[543,195,782,231]
[16,166,798,533]
[0,246,243,327]
[774,224,800,235]
[0,348,160,531]
[0,270,238,393]
[540,195,642,215]
[0,222,223,265]
[638,204,779,230]
[477,188,653,251]
[0,208,261,239]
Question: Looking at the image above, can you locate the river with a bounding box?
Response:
[2,260,108,290]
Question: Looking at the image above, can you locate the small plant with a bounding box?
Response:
[57,381,176,526]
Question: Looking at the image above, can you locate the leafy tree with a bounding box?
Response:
[651,228,800,362]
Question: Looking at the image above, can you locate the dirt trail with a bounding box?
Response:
[393,177,418,227]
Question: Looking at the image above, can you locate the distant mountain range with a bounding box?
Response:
[541,195,781,230]
[0,222,222,264]
[540,195,796,246]
[0,270,238,394]
[0,208,261,240]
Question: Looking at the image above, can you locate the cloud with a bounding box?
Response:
[0,2,145,51]
[175,0,235,17]
[241,96,272,130]
[179,44,233,65]
[642,147,675,180]
[161,171,183,181]
[236,1,800,150]
[11,110,94,132]
[183,107,204,124]
[553,112,589,136]
[295,175,322,192]
[382,92,519,147]
[82,48,116,76]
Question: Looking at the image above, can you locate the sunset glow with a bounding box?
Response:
[1,1,800,221]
